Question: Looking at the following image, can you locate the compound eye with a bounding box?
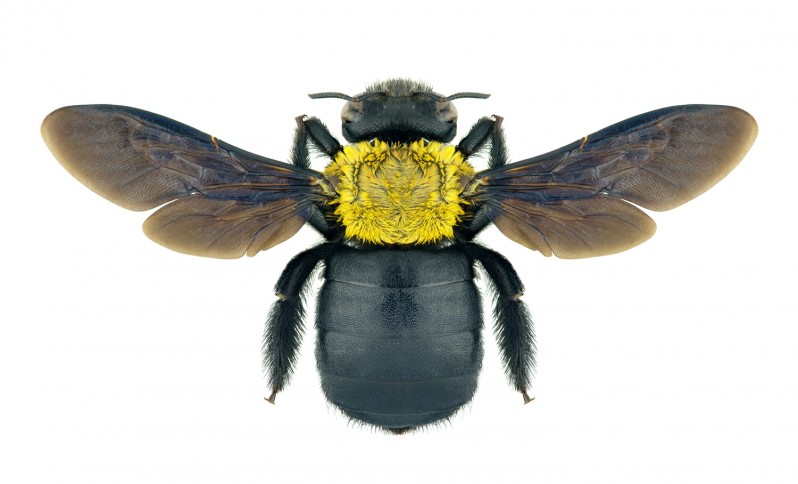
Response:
[435,101,457,123]
[341,101,364,124]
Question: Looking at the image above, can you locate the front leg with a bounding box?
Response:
[454,116,509,240]
[463,242,536,403]
[289,116,342,239]
[456,115,509,168]
[291,115,342,165]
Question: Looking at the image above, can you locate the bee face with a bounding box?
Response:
[341,91,458,144]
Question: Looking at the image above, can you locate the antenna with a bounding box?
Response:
[308,92,355,101]
[444,92,491,101]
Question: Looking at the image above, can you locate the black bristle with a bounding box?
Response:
[464,243,537,393]
[262,244,333,395]
[263,299,305,392]
[366,78,433,96]
[493,299,537,391]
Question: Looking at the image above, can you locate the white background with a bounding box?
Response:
[2,1,796,483]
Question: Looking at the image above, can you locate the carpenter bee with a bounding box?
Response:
[42,79,757,434]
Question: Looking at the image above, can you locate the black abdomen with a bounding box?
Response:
[316,245,482,430]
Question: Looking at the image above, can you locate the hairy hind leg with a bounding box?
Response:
[464,243,536,402]
[263,243,333,403]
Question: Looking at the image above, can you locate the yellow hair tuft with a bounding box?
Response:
[324,140,475,245]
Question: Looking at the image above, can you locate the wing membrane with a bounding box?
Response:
[469,105,757,257]
[42,105,329,257]
[143,197,311,259]
[489,197,656,259]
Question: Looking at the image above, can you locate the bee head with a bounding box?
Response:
[309,79,489,144]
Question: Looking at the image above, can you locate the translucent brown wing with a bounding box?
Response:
[466,105,757,259]
[142,197,310,258]
[42,105,331,258]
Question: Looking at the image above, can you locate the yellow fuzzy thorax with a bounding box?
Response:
[324,140,475,245]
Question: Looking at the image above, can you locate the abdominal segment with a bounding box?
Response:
[315,246,483,430]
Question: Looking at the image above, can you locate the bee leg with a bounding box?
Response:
[290,115,342,166]
[454,115,509,238]
[464,243,536,401]
[289,116,341,240]
[263,243,334,403]
[455,207,492,241]
[456,117,493,156]
[294,115,342,159]
[289,115,313,169]
[305,207,343,242]
[456,115,509,168]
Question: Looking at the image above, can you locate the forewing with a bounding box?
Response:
[42,105,330,257]
[469,105,757,258]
